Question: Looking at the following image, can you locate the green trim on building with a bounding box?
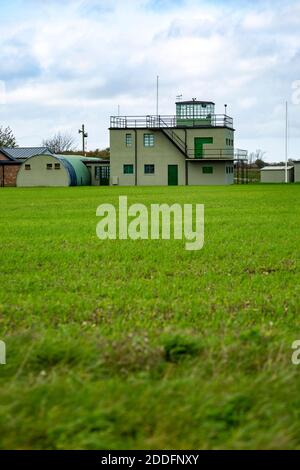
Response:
[202,166,214,174]
[168,165,178,186]
[194,137,214,159]
[124,164,134,174]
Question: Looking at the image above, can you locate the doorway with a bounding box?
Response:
[168,165,178,186]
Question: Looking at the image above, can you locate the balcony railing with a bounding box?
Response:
[110,114,234,129]
[185,149,242,159]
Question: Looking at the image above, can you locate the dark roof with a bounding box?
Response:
[0,160,21,165]
[176,101,215,105]
[0,147,53,160]
[82,159,110,164]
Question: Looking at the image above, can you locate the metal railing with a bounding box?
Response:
[110,114,233,129]
[186,148,236,159]
[234,149,248,160]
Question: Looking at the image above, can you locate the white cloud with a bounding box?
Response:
[0,0,300,160]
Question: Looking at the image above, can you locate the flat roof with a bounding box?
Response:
[176,101,215,105]
[261,166,294,171]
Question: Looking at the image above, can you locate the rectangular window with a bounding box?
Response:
[25,164,31,171]
[54,163,61,170]
[144,134,154,147]
[47,163,53,170]
[144,164,155,174]
[203,166,213,174]
[123,164,134,174]
[125,133,132,147]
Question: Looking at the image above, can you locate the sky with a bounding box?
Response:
[0,0,300,161]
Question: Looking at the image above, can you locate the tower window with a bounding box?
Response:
[47,163,53,170]
[144,164,155,174]
[124,164,134,174]
[144,134,154,147]
[203,166,213,174]
[125,134,132,147]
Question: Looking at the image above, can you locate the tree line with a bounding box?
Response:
[0,126,110,159]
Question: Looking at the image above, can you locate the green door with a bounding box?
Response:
[194,137,213,159]
[168,165,178,186]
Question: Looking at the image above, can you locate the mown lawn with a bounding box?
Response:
[0,184,300,450]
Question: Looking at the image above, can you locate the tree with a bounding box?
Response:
[249,149,267,168]
[42,132,76,154]
[0,126,17,147]
[61,148,110,159]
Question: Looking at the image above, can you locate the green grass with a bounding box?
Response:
[0,184,300,450]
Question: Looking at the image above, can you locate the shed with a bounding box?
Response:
[293,161,300,183]
[16,154,91,187]
[260,166,294,183]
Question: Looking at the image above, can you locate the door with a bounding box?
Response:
[99,166,110,186]
[194,137,213,159]
[168,165,178,186]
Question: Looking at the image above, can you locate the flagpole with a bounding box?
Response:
[285,101,288,183]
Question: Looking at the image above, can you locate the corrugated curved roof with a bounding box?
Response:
[55,155,91,186]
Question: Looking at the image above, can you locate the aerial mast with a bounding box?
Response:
[78,124,88,155]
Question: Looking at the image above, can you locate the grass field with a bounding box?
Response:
[0,184,300,450]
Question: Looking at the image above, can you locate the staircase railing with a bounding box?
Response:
[159,117,189,157]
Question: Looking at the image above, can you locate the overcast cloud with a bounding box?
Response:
[0,0,300,161]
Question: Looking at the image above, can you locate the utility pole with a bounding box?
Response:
[285,101,288,184]
[156,76,159,116]
[78,124,88,155]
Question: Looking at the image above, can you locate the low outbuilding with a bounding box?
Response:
[17,154,92,187]
[293,161,300,183]
[260,166,294,183]
[0,147,53,187]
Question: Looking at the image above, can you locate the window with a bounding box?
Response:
[226,166,234,174]
[144,164,155,174]
[124,164,134,174]
[25,164,31,171]
[125,134,132,147]
[54,163,61,170]
[95,166,100,179]
[144,134,154,147]
[47,163,53,170]
[202,166,213,174]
